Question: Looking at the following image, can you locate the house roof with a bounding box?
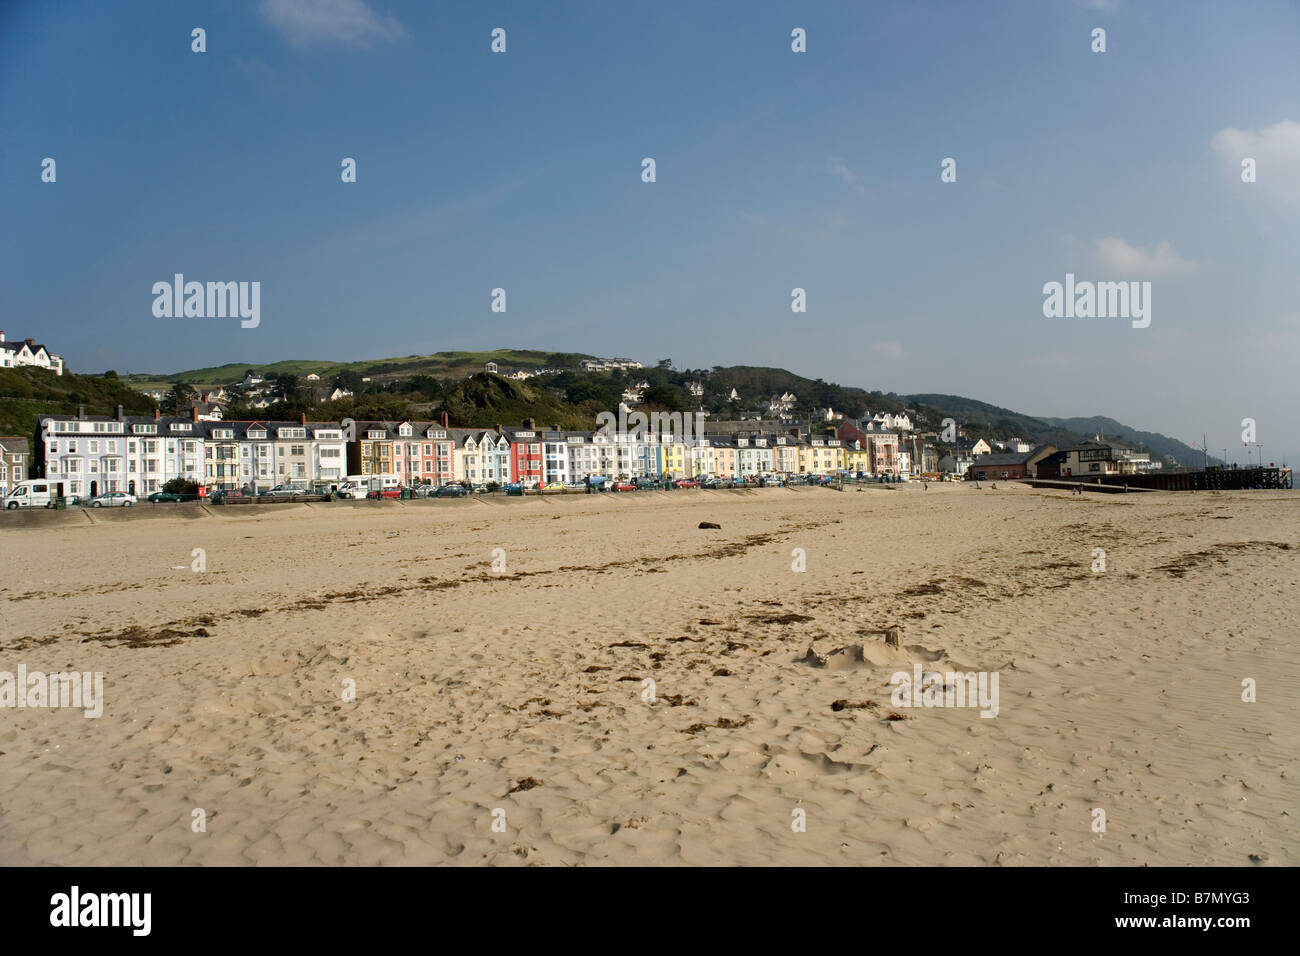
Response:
[0,436,28,456]
[970,452,1034,467]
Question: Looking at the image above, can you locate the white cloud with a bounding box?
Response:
[829,156,866,195]
[260,0,406,49]
[1211,119,1300,201]
[1093,237,1196,277]
[871,341,906,360]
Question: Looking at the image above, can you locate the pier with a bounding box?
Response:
[1026,467,1291,493]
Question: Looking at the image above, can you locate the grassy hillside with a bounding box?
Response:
[123,349,596,391]
[431,373,596,430]
[0,367,157,446]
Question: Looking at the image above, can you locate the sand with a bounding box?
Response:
[1,482,1296,866]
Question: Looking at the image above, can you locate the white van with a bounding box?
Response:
[336,474,401,499]
[2,479,55,509]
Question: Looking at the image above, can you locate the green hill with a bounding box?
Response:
[0,367,157,448]
[123,349,595,391]
[431,373,595,430]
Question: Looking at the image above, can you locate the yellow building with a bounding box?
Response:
[658,440,688,479]
[799,437,845,474]
[843,441,871,476]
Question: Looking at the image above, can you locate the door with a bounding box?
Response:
[89,480,98,498]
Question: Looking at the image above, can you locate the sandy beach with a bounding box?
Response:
[1,483,1296,866]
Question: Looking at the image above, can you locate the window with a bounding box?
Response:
[68,440,78,454]
[89,441,99,454]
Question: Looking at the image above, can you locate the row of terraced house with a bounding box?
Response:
[31,408,911,497]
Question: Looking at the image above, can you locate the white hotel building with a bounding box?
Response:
[38,411,352,495]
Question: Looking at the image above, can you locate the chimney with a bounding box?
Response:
[523,418,535,430]
[439,411,449,428]
[191,405,200,422]
[154,407,161,421]
[300,412,307,426]
[26,338,36,347]
[116,404,124,422]
[77,404,86,420]
[495,423,503,436]
[0,330,4,343]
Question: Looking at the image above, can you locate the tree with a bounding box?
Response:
[163,477,199,495]
[270,373,299,402]
[656,358,673,370]
[641,384,688,412]
[333,369,364,393]
[163,383,197,414]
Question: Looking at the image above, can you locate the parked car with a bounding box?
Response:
[613,480,637,492]
[147,491,198,502]
[90,491,138,508]
[634,478,659,490]
[263,484,308,498]
[434,484,467,498]
[674,478,701,488]
[366,487,402,499]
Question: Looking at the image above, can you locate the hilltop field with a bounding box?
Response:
[2,483,1295,865]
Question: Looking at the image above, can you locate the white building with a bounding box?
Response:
[0,332,64,376]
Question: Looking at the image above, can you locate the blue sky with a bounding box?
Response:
[2,0,1298,465]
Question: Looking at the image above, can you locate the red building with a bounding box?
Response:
[506,422,544,486]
